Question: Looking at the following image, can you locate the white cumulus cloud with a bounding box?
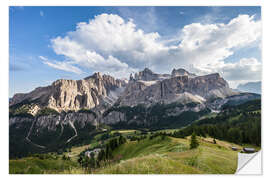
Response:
[43,13,261,86]
[190,58,262,88]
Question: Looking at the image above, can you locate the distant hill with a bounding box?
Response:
[237,81,261,94]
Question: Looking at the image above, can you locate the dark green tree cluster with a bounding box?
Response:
[78,135,127,170]
[62,154,71,161]
[36,107,59,117]
[149,132,167,140]
[171,100,261,146]
[190,132,199,149]
[128,135,147,141]
[77,109,97,118]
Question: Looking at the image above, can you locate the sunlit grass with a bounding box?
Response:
[96,136,243,174]
[10,134,260,174]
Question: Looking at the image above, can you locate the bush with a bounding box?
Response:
[77,109,97,118]
[62,155,70,160]
[37,107,59,117]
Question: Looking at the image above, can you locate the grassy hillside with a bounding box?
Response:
[9,155,81,174]
[95,136,243,174]
[172,99,261,146]
[10,134,248,174]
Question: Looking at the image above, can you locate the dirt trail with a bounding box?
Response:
[26,118,46,149]
[66,120,78,143]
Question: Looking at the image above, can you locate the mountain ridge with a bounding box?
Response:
[237,81,261,94]
[10,73,127,113]
[9,67,260,158]
[10,68,260,117]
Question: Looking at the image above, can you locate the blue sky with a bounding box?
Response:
[9,6,261,97]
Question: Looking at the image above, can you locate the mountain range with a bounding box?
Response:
[9,68,260,158]
[237,81,261,94]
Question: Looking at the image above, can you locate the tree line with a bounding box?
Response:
[171,100,261,146]
[78,135,127,171]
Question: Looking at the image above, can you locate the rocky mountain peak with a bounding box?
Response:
[9,68,233,115]
[200,73,222,80]
[134,68,170,81]
[93,72,103,79]
[142,67,153,74]
[117,68,235,107]
[171,68,196,78]
[10,72,127,112]
[134,68,156,81]
[84,72,103,80]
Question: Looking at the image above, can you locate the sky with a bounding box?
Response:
[9,6,261,97]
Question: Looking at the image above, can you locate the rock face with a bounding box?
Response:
[10,72,127,113]
[10,111,98,149]
[9,68,261,157]
[31,112,97,133]
[133,68,170,81]
[100,111,126,125]
[10,68,258,125]
[117,72,237,107]
[100,69,244,129]
[9,68,235,113]
[9,116,33,127]
[171,68,196,78]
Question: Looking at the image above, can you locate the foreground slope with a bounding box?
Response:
[95,136,242,174]
[10,135,245,174]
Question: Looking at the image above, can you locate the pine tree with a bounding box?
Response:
[78,156,83,165]
[190,132,199,149]
[118,135,127,145]
[97,149,105,162]
[89,152,96,168]
[105,144,113,159]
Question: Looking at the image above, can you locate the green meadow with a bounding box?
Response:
[10,134,252,174]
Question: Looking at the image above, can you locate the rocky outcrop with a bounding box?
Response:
[9,116,33,127]
[133,68,170,81]
[10,73,127,112]
[171,68,196,78]
[10,112,97,132]
[33,112,97,132]
[117,72,237,107]
[207,92,261,110]
[100,111,125,125]
[102,102,207,127]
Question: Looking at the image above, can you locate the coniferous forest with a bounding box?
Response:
[171,99,261,146]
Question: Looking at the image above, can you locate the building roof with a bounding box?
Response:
[243,147,255,152]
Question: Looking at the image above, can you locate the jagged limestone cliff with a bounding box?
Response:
[9,68,260,151]
[117,70,237,107]
[10,72,126,113]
